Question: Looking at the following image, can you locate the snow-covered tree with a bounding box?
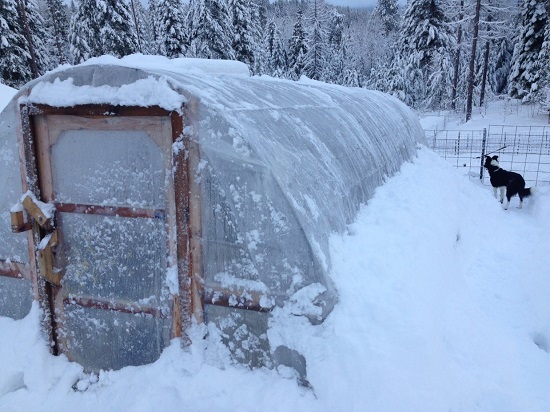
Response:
[187,0,235,60]
[98,0,139,58]
[508,0,548,101]
[128,0,149,53]
[229,0,257,69]
[303,0,329,81]
[44,0,70,65]
[24,0,52,73]
[535,3,550,106]
[372,0,399,34]
[490,37,512,94]
[393,0,456,108]
[264,19,287,77]
[68,0,101,63]
[323,8,344,84]
[0,0,31,86]
[156,0,188,57]
[287,9,307,80]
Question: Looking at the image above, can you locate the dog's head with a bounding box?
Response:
[484,155,499,168]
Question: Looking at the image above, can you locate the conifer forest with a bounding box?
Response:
[1,0,549,116]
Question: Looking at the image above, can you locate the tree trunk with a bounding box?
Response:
[451,0,464,111]
[129,0,143,53]
[480,40,491,106]
[465,0,482,122]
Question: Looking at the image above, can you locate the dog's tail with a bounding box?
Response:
[521,187,534,198]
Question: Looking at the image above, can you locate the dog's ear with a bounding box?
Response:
[492,155,498,160]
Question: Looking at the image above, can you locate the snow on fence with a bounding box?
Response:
[426,125,550,187]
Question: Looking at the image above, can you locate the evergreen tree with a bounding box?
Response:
[372,0,399,34]
[147,0,164,55]
[128,0,148,53]
[98,0,139,58]
[157,0,187,57]
[303,0,329,81]
[22,0,52,73]
[394,0,456,108]
[229,0,256,68]
[535,4,550,105]
[508,0,548,101]
[187,0,235,60]
[287,9,307,80]
[0,0,31,86]
[264,19,287,77]
[341,31,359,87]
[490,37,513,94]
[323,8,344,84]
[44,0,70,65]
[69,0,102,63]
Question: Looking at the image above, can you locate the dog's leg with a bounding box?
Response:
[493,187,497,199]
[499,187,505,203]
[504,200,510,210]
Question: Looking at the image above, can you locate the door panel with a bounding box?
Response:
[50,129,165,208]
[34,114,176,371]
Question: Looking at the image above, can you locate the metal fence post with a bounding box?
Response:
[479,128,487,180]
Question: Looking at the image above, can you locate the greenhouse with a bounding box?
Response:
[0,55,423,375]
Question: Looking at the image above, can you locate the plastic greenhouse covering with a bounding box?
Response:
[0,55,424,373]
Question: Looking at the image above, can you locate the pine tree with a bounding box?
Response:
[287,9,307,80]
[44,0,70,65]
[303,0,329,81]
[69,0,102,63]
[264,20,287,77]
[98,0,139,58]
[341,31,360,87]
[147,0,164,55]
[0,0,31,86]
[158,0,188,57]
[323,8,344,84]
[128,0,148,53]
[491,37,513,94]
[372,0,399,34]
[536,4,550,105]
[229,0,256,68]
[22,0,52,73]
[394,0,456,108]
[508,0,548,101]
[187,0,235,60]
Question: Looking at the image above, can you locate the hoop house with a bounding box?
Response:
[0,56,424,374]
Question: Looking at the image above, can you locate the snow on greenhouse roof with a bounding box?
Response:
[22,55,250,111]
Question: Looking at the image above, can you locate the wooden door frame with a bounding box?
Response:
[18,103,204,354]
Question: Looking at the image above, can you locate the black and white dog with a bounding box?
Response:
[484,155,532,209]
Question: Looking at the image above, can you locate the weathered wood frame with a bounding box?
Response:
[15,103,204,356]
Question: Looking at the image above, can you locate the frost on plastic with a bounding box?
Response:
[0,98,32,319]
[51,126,172,371]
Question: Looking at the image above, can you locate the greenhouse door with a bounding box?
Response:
[31,113,177,371]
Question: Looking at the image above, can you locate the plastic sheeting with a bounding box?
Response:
[0,57,424,371]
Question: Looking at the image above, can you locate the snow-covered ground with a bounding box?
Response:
[1,91,550,411]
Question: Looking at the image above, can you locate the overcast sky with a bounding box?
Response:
[325,0,406,9]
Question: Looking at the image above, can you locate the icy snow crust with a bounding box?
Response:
[0,55,422,370]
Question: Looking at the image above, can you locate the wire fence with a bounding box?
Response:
[426,125,550,187]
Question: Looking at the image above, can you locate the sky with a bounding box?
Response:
[1,71,550,410]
